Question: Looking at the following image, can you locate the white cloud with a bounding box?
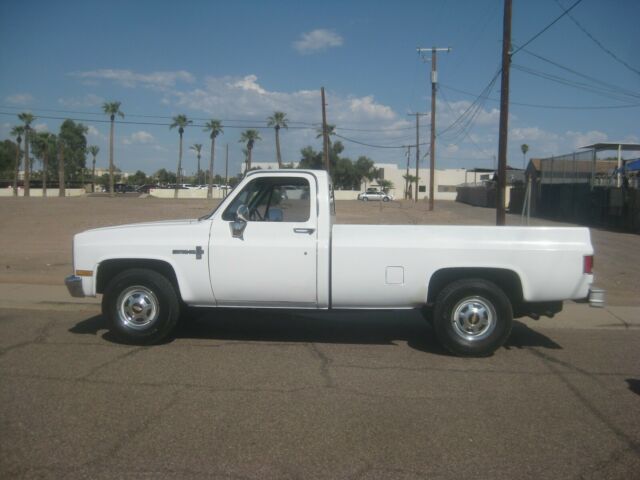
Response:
[5,93,34,105]
[71,69,195,90]
[438,99,502,128]
[232,75,267,94]
[510,126,559,143]
[58,93,105,108]
[33,123,48,133]
[166,74,412,164]
[171,74,404,131]
[348,96,395,120]
[123,131,155,145]
[566,130,608,149]
[86,125,106,140]
[293,29,343,54]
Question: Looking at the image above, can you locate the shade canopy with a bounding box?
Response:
[580,143,640,152]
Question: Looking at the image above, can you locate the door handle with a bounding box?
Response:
[293,228,315,234]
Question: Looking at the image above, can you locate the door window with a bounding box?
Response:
[222,177,310,222]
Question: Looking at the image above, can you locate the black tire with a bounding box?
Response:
[382,196,390,202]
[363,197,369,202]
[102,268,181,344]
[432,278,512,357]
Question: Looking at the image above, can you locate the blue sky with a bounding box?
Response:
[1,0,638,176]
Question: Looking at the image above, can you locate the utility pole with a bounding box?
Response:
[404,145,412,199]
[224,143,229,197]
[407,113,428,202]
[321,87,330,173]
[496,0,512,225]
[418,46,451,211]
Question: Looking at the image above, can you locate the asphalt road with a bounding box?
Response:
[1,305,638,479]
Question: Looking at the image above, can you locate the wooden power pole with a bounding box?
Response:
[418,46,451,211]
[404,145,411,199]
[224,143,229,197]
[496,0,512,225]
[321,87,330,173]
[407,113,427,202]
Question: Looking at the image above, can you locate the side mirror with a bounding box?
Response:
[231,205,249,239]
[236,205,249,222]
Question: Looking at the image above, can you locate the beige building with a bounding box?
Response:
[369,163,469,201]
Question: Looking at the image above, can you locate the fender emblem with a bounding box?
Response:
[172,246,204,260]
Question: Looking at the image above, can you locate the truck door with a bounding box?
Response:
[209,174,318,307]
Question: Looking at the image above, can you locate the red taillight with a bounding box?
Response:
[584,255,594,274]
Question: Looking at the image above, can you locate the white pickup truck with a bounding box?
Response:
[66,169,603,356]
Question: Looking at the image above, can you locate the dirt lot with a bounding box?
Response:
[0,196,637,305]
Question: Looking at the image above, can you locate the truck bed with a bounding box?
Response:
[330,225,593,308]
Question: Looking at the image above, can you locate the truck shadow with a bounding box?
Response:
[69,309,561,355]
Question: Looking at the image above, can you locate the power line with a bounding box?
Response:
[511,0,584,56]
[0,104,319,126]
[553,0,640,77]
[0,105,420,134]
[512,64,640,103]
[0,111,314,130]
[516,47,640,100]
[437,68,501,141]
[440,83,640,110]
[439,88,496,159]
[333,132,428,149]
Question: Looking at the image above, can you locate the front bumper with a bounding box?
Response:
[65,275,85,298]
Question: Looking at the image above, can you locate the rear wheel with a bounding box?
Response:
[432,278,512,356]
[102,268,181,344]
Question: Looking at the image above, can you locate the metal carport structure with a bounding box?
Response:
[580,142,640,187]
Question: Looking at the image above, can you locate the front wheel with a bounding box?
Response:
[432,278,513,357]
[362,197,369,202]
[102,268,181,344]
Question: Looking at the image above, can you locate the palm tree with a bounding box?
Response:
[58,137,66,197]
[87,145,100,193]
[403,174,418,199]
[190,144,203,185]
[239,129,261,172]
[31,132,53,197]
[267,111,288,168]
[170,114,192,198]
[102,101,124,196]
[203,120,223,199]
[10,126,24,196]
[521,144,529,170]
[378,179,394,193]
[18,112,35,196]
[316,123,336,141]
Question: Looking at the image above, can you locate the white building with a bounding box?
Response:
[369,163,469,201]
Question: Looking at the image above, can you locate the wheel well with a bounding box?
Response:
[96,259,180,297]
[427,268,523,306]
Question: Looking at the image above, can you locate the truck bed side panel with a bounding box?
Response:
[330,225,593,308]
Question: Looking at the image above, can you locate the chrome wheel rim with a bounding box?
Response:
[451,296,496,341]
[116,285,159,330]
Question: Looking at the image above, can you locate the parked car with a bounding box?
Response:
[65,170,603,357]
[358,190,393,202]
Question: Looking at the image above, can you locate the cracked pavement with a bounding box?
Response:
[1,306,639,479]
